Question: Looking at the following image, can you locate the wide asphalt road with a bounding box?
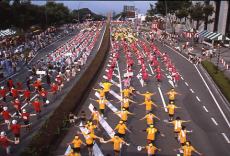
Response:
[55,24,230,156]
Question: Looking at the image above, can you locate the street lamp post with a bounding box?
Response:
[216,44,221,73]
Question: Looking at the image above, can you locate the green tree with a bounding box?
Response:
[155,0,192,34]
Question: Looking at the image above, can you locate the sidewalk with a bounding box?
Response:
[171,37,230,79]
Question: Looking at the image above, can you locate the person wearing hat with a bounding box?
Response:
[162,101,181,121]
[20,109,36,131]
[114,120,131,139]
[115,108,135,123]
[10,119,30,143]
[142,124,165,144]
[117,97,136,112]
[81,130,104,156]
[90,107,100,126]
[11,98,21,117]
[176,141,202,156]
[137,143,161,156]
[32,98,42,118]
[1,107,12,130]
[39,88,48,106]
[137,91,155,101]
[101,133,130,156]
[23,89,31,102]
[0,86,7,102]
[101,81,112,100]
[165,88,181,103]
[85,121,98,135]
[90,97,108,118]
[93,87,105,98]
[140,111,160,126]
[167,117,191,140]
[0,131,18,155]
[139,98,158,114]
[67,134,86,155]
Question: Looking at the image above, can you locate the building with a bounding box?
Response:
[123,5,136,19]
[205,1,230,37]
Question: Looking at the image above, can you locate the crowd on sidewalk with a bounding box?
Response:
[0,24,81,79]
[0,21,104,155]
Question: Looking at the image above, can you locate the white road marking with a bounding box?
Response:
[89,103,115,137]
[181,76,184,80]
[203,106,209,112]
[194,65,230,129]
[79,122,104,156]
[12,94,38,117]
[102,75,120,88]
[190,89,194,93]
[95,92,120,117]
[99,84,121,100]
[166,74,175,88]
[148,64,154,75]
[211,117,218,126]
[221,133,230,143]
[185,82,189,86]
[157,87,168,112]
[116,61,123,108]
[196,96,201,102]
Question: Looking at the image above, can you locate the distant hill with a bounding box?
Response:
[72,8,106,22]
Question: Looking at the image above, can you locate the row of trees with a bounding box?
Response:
[0,0,105,32]
[146,0,215,33]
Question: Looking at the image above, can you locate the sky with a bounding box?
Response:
[31,1,156,15]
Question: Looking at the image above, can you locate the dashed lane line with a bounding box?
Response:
[221,133,230,144]
[185,82,189,86]
[194,65,230,129]
[203,106,209,113]
[190,89,194,93]
[211,117,218,126]
[196,96,201,102]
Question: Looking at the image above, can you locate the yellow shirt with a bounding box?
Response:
[103,82,112,92]
[84,133,97,145]
[111,137,124,151]
[145,114,156,125]
[172,120,183,132]
[179,130,187,144]
[144,101,154,111]
[72,138,82,148]
[97,89,105,98]
[168,91,176,100]
[96,99,107,110]
[119,111,130,121]
[122,98,130,108]
[92,111,100,121]
[146,145,157,155]
[143,93,153,101]
[167,104,176,115]
[115,124,127,134]
[182,145,195,156]
[146,127,157,140]
[123,89,131,97]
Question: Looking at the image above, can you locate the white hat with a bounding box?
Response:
[0,131,6,137]
[12,120,17,124]
[3,107,8,111]
[22,109,26,113]
[1,86,4,89]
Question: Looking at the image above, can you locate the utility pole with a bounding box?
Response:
[216,44,221,74]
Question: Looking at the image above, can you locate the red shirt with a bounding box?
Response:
[0,136,10,148]
[7,80,14,88]
[10,124,21,134]
[21,112,30,121]
[24,90,31,98]
[32,101,41,112]
[1,111,11,120]
[11,88,18,98]
[51,84,58,93]
[39,90,47,97]
[0,89,7,97]
[13,101,21,110]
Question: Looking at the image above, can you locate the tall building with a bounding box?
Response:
[205,1,230,37]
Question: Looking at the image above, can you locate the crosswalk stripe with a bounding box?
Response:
[89,103,115,137]
[99,83,121,100]
[102,75,121,88]
[95,92,121,118]
[157,87,168,112]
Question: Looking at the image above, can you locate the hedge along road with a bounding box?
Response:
[55,22,230,156]
[0,23,107,156]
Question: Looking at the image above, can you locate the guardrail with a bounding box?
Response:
[20,22,110,156]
